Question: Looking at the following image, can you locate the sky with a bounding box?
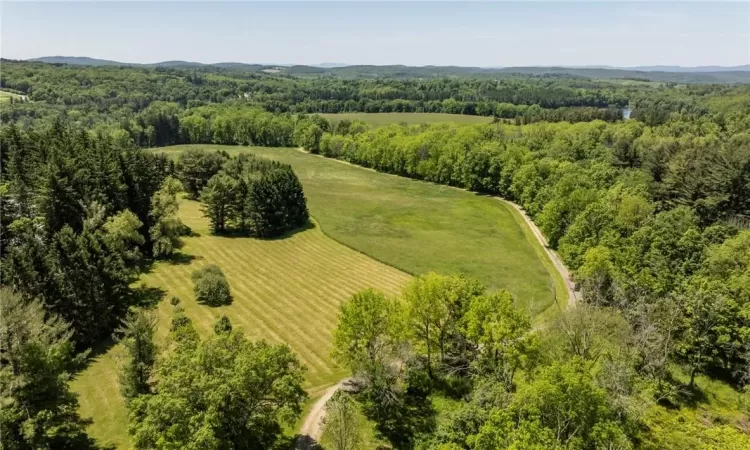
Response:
[2,1,749,67]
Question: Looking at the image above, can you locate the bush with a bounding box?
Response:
[191,264,231,306]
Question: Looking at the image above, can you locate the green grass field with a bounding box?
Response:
[72,200,410,449]
[73,144,562,448]
[0,90,25,103]
[320,112,493,127]
[157,145,563,314]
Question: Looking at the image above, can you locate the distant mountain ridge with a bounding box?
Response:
[29,56,750,72]
[570,64,750,73]
[28,56,279,70]
[23,56,750,84]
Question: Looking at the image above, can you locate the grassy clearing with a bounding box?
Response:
[158,145,562,315]
[0,90,24,103]
[74,143,562,448]
[320,112,493,127]
[641,367,750,449]
[72,199,410,449]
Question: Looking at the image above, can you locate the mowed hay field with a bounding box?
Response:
[72,200,410,449]
[158,145,564,315]
[320,112,493,127]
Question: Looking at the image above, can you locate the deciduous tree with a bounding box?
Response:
[128,328,306,450]
[322,391,361,450]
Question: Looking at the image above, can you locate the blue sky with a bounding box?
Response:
[2,1,749,67]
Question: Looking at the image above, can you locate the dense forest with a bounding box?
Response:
[0,122,309,448]
[2,59,750,449]
[25,56,750,83]
[4,59,750,133]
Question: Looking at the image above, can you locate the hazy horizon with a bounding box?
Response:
[3,2,749,67]
[21,56,750,69]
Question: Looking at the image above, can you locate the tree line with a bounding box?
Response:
[0,123,181,347]
[7,59,750,133]
[0,123,178,448]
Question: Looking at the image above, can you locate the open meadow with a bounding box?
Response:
[320,112,493,127]
[72,144,562,448]
[72,199,410,448]
[157,145,564,313]
[0,90,25,103]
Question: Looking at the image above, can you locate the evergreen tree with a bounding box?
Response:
[200,174,237,233]
[0,288,97,449]
[116,308,158,401]
[149,176,184,258]
[249,166,308,238]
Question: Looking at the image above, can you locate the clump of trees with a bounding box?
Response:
[0,124,171,346]
[331,273,750,449]
[191,264,232,306]
[176,148,228,199]
[127,313,307,449]
[177,151,309,237]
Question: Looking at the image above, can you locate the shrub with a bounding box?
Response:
[191,264,231,306]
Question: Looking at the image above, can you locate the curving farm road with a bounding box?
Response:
[297,379,350,446]
[499,198,580,306]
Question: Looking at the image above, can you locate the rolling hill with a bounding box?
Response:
[25,56,750,83]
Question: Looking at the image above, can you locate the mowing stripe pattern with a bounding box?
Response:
[72,199,409,449]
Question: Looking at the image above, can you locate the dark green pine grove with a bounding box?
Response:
[183,151,309,237]
[0,121,310,449]
[0,124,169,347]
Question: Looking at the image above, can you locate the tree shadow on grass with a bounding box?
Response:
[431,374,473,400]
[260,220,317,241]
[132,284,167,309]
[165,252,199,265]
[179,223,201,237]
[678,382,709,408]
[71,335,118,377]
[210,221,316,241]
[294,435,323,450]
[654,372,709,410]
[138,252,199,275]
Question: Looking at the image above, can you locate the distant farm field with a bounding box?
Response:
[72,199,410,449]
[320,112,493,127]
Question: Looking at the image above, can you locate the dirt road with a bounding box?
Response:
[297,379,350,444]
[499,199,580,306]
